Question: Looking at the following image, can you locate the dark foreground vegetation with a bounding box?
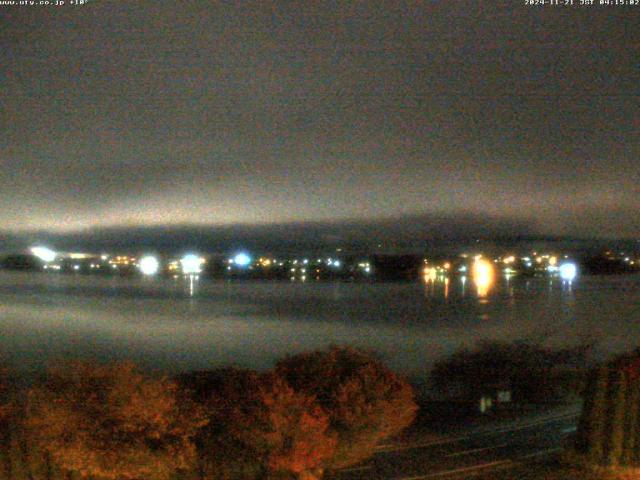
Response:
[0,347,417,480]
[0,339,613,480]
[479,348,640,480]
[572,348,640,476]
[430,339,592,406]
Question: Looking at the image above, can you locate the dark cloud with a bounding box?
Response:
[1,211,540,255]
[0,1,638,237]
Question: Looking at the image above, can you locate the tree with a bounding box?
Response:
[0,366,11,457]
[576,349,640,468]
[276,347,417,469]
[181,368,335,480]
[25,361,207,480]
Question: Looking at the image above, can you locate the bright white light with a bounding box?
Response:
[233,252,251,267]
[333,260,341,268]
[559,262,577,281]
[181,254,204,274]
[139,255,160,276]
[73,265,80,271]
[30,246,56,263]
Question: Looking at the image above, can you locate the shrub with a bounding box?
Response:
[182,368,335,480]
[25,361,207,480]
[430,340,591,404]
[276,347,417,469]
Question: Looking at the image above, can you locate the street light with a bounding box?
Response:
[559,262,577,281]
[233,252,251,267]
[138,255,160,276]
[181,254,204,274]
[30,246,56,263]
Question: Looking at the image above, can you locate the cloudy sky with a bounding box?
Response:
[1,1,638,239]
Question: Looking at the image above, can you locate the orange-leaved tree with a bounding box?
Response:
[276,346,418,469]
[182,368,336,480]
[25,361,207,480]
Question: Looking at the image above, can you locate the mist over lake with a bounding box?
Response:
[1,271,638,378]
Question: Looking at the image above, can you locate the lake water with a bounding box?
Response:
[0,271,639,378]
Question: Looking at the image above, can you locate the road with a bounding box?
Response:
[328,405,580,480]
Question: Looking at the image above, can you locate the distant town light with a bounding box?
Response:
[139,255,160,276]
[181,254,204,274]
[233,252,251,267]
[472,258,495,297]
[559,262,577,281]
[30,246,56,263]
[424,267,437,282]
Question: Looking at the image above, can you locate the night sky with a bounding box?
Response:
[1,1,638,240]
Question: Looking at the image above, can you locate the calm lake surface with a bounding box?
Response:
[0,271,638,378]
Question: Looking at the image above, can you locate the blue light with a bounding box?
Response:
[559,262,577,281]
[181,254,204,274]
[233,252,251,267]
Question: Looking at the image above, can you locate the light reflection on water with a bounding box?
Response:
[0,271,638,378]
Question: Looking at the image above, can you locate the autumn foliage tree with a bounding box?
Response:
[276,347,418,469]
[25,361,207,480]
[182,368,336,480]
